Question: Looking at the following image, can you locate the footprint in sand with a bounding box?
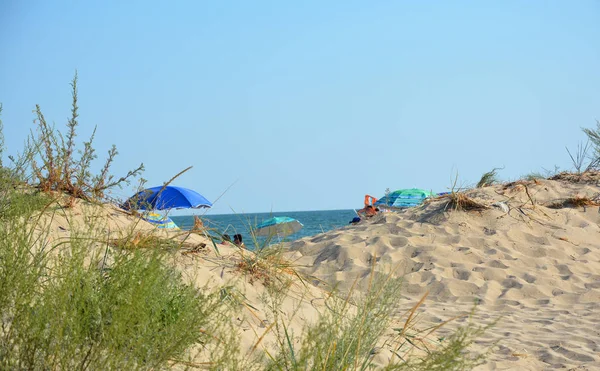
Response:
[485,248,498,255]
[390,236,409,247]
[411,262,424,272]
[410,249,422,258]
[550,345,596,362]
[444,235,462,244]
[522,273,536,283]
[453,268,471,281]
[313,245,341,265]
[409,245,435,258]
[483,227,497,235]
[555,264,573,276]
[501,278,523,289]
[520,246,547,258]
[522,232,551,246]
[488,260,509,269]
[576,247,591,255]
[584,282,600,289]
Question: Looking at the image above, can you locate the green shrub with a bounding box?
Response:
[0,208,224,370]
[7,72,143,203]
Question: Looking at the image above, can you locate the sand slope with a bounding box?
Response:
[288,177,600,370]
[34,200,329,366]
[31,176,600,369]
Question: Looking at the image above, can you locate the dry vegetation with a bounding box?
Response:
[442,192,490,212]
[546,194,600,209]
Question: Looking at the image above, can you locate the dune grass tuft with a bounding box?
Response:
[443,192,489,212]
[476,168,501,188]
[235,244,302,287]
[109,231,181,250]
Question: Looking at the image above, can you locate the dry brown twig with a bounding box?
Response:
[443,192,489,212]
[546,195,600,209]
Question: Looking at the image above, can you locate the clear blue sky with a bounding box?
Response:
[1,1,598,214]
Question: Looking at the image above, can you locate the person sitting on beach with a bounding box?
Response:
[357,205,378,218]
[233,234,246,249]
[221,234,231,245]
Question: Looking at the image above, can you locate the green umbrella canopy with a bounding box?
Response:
[375,188,436,208]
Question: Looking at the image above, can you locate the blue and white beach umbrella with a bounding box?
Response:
[142,212,180,230]
[255,217,303,237]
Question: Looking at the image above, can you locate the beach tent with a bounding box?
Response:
[375,188,436,209]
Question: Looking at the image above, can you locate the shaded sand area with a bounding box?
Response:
[288,175,600,370]
[29,174,600,369]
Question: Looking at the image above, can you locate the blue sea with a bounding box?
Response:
[171,209,357,248]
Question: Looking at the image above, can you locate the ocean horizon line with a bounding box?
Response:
[172,208,357,217]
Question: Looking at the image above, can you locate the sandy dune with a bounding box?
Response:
[36,200,329,366]
[34,174,600,369]
[287,176,600,370]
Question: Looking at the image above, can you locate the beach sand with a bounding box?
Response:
[288,175,600,370]
[36,174,600,369]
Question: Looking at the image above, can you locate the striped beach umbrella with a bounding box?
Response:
[142,212,180,229]
[375,188,436,208]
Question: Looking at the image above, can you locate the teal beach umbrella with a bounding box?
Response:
[255,217,303,237]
